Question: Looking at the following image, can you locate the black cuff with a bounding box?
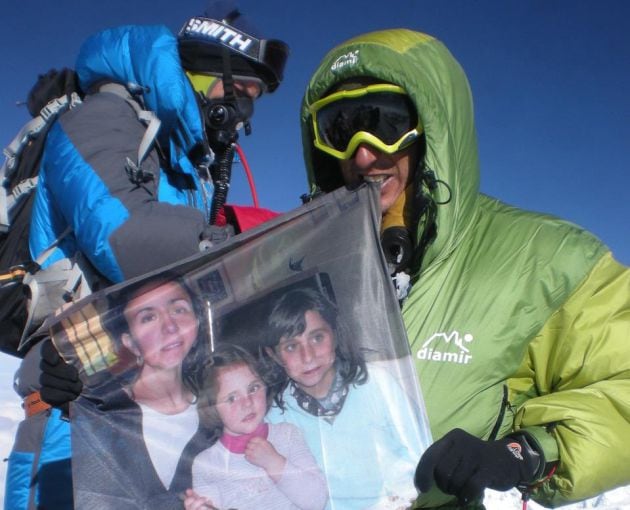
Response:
[507,432,545,485]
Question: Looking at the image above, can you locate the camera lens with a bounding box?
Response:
[208,104,230,127]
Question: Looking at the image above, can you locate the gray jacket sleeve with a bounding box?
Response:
[32,90,207,283]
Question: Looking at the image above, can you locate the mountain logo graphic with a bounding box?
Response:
[331,50,360,72]
[416,331,474,365]
[506,442,524,461]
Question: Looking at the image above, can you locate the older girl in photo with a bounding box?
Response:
[265,287,431,510]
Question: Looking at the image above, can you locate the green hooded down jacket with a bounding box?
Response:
[300,29,630,508]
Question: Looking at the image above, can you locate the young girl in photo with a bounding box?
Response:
[264,287,431,510]
[184,343,328,510]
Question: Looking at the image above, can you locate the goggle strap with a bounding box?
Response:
[221,47,235,102]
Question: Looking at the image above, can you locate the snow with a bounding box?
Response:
[0,363,23,507]
[485,487,630,510]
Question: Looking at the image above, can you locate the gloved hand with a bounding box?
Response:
[40,339,83,413]
[414,428,541,505]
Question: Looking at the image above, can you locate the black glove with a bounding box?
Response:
[415,428,541,505]
[40,339,83,413]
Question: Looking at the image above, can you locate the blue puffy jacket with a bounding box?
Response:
[29,24,214,284]
[7,24,215,510]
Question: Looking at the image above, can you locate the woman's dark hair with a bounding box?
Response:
[105,272,210,395]
[263,286,367,406]
[196,343,274,434]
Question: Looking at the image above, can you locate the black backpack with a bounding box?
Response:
[0,69,162,358]
[0,69,84,357]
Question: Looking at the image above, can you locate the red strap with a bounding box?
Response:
[221,204,279,233]
[521,464,558,510]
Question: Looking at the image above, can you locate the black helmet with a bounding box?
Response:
[178,1,289,93]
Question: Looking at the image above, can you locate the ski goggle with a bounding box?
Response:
[186,71,264,98]
[310,84,422,160]
[178,17,289,92]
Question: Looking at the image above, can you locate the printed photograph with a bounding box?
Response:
[49,186,432,510]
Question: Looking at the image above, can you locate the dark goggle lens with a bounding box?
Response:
[316,93,416,152]
[259,39,290,86]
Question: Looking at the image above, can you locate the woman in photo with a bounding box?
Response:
[184,343,328,510]
[264,287,431,510]
[73,274,212,508]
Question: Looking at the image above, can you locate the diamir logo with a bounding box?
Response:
[416,331,474,364]
[331,50,360,72]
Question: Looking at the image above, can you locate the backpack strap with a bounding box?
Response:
[18,227,76,351]
[0,82,163,357]
[17,226,101,354]
[3,94,82,173]
[97,83,161,185]
[0,93,82,233]
[9,84,161,353]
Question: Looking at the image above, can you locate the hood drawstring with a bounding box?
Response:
[409,162,452,278]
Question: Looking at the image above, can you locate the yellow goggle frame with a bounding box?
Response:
[309,84,422,160]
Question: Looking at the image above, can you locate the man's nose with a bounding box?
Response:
[352,143,380,168]
[235,81,262,99]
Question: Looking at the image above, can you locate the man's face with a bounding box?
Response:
[207,78,263,100]
[339,143,418,213]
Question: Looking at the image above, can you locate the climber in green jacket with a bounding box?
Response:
[299,28,630,509]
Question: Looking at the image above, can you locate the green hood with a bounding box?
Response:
[301,29,480,271]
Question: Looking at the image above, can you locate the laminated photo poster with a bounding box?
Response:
[47,184,432,510]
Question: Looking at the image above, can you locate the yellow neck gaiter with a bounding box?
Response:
[382,184,415,233]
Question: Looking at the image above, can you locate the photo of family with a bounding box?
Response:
[48,186,432,510]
